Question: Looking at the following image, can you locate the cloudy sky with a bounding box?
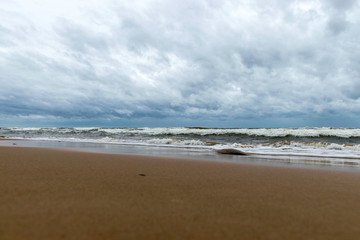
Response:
[1,0,360,127]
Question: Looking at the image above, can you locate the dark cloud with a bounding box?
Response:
[327,15,348,35]
[1,0,360,127]
[328,0,357,10]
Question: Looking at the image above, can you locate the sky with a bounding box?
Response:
[1,0,360,128]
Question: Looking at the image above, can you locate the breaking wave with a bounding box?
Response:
[2,127,360,160]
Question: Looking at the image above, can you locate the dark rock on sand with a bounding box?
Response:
[215,148,247,155]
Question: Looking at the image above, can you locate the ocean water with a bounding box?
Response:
[1,127,360,167]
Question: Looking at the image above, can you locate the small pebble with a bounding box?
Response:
[138,174,146,176]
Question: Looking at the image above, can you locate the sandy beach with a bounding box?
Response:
[1,146,360,239]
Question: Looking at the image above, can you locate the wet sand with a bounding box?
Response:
[1,146,360,239]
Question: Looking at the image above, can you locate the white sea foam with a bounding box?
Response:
[12,136,360,159]
[82,127,360,138]
[2,127,360,164]
[230,141,360,159]
[4,127,360,138]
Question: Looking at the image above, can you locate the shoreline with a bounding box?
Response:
[1,139,360,171]
[1,146,360,239]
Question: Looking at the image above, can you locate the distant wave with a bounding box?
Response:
[3,127,360,138]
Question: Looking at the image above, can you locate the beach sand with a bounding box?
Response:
[1,146,360,240]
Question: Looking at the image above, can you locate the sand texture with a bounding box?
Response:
[1,146,360,240]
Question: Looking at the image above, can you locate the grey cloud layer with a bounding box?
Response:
[1,0,360,126]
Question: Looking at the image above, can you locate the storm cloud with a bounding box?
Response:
[1,0,360,127]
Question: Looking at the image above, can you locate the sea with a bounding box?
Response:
[2,127,360,168]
